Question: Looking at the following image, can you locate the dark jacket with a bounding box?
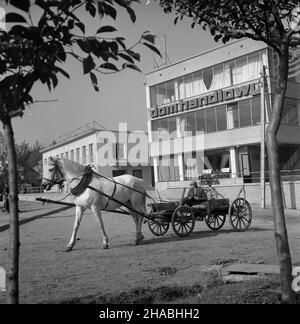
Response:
[187,186,207,201]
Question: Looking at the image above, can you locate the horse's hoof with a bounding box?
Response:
[103,244,109,250]
[63,246,73,252]
[135,236,144,245]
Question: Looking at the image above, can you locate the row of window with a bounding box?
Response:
[44,144,94,166]
[152,96,262,140]
[150,51,263,107]
[151,96,300,140]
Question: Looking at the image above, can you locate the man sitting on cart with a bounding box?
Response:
[182,181,207,207]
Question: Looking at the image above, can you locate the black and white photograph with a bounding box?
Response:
[0,0,300,307]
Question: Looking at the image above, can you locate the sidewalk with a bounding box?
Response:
[0,200,73,232]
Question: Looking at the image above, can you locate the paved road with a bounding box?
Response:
[0,202,299,304]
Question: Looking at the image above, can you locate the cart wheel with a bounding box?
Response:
[148,213,169,236]
[229,198,252,232]
[205,213,226,231]
[171,206,195,237]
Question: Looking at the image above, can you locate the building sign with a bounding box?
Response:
[150,82,260,119]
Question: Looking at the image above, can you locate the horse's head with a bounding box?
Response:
[42,157,65,191]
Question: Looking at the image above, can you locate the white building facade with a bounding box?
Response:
[145,39,300,189]
[42,122,154,190]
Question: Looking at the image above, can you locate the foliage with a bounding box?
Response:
[0,134,43,188]
[0,0,159,122]
[159,0,300,54]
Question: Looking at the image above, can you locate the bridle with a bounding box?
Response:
[44,161,65,187]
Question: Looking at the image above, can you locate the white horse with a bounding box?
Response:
[42,157,146,252]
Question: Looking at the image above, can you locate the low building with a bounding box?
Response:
[145,39,300,190]
[41,122,154,191]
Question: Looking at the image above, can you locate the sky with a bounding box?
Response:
[9,0,219,146]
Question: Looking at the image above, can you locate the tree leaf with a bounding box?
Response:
[83,55,95,74]
[10,0,30,12]
[100,63,119,71]
[96,25,117,34]
[75,22,85,34]
[126,6,136,23]
[125,49,140,61]
[142,33,156,44]
[77,39,91,54]
[142,42,161,57]
[123,63,141,73]
[118,53,134,64]
[90,72,99,91]
[88,4,96,17]
[5,12,27,23]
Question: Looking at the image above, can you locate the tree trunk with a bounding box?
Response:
[265,43,296,304]
[3,117,19,304]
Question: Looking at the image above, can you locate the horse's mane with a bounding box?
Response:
[59,158,86,175]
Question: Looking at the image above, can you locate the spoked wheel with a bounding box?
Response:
[205,213,226,231]
[229,198,252,232]
[171,206,195,237]
[148,213,170,236]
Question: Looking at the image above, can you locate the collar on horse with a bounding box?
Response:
[70,166,93,197]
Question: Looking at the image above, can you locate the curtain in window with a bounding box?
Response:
[178,77,185,100]
[248,53,262,81]
[184,74,194,98]
[192,71,207,95]
[211,64,231,90]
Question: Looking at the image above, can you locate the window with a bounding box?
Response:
[151,120,160,142]
[205,108,217,133]
[65,152,69,160]
[44,158,47,165]
[247,52,261,81]
[185,112,196,136]
[89,144,94,163]
[251,96,261,125]
[216,105,227,131]
[227,103,239,129]
[60,153,64,159]
[166,80,176,103]
[168,116,177,138]
[149,51,263,107]
[82,146,87,164]
[112,169,127,177]
[211,64,229,90]
[70,150,74,161]
[282,99,298,125]
[239,99,252,127]
[233,56,247,84]
[132,169,143,179]
[117,143,125,159]
[158,118,169,140]
[192,70,206,95]
[76,148,80,162]
[158,155,180,182]
[196,109,205,133]
[183,74,194,98]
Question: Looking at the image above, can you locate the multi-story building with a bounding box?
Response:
[41,122,154,190]
[145,39,300,190]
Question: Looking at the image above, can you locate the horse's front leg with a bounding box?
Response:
[64,205,84,252]
[91,206,109,249]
